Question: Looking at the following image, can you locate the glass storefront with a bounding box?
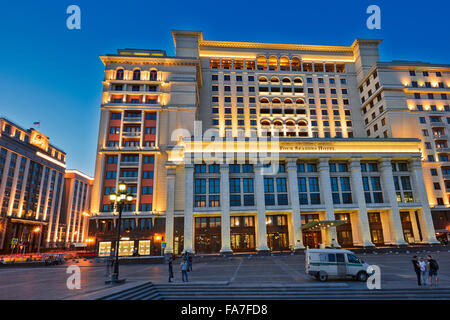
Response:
[98,241,111,257]
[138,240,151,255]
[118,240,134,256]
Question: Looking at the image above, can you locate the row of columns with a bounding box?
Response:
[164,157,439,254]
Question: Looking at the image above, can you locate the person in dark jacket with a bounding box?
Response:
[187,253,193,271]
[412,256,421,286]
[427,255,439,287]
[168,255,174,282]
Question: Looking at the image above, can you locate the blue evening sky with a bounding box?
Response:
[0,0,449,176]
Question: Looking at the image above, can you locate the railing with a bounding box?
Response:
[122,131,141,137]
[123,117,142,122]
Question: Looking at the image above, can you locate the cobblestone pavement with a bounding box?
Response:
[0,251,448,299]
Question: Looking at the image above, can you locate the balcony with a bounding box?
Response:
[122,131,141,137]
[432,134,448,140]
[120,161,139,167]
[430,121,446,127]
[119,176,138,183]
[436,147,450,153]
[123,117,142,123]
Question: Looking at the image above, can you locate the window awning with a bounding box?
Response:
[301,220,347,231]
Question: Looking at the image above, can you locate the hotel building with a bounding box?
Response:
[89,31,443,256]
[0,118,66,253]
[358,62,450,242]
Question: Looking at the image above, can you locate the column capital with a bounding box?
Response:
[165,163,177,176]
[408,157,422,170]
[318,157,330,169]
[349,158,362,169]
[185,163,194,171]
[254,162,265,174]
[219,163,229,172]
[379,158,393,169]
[287,159,297,170]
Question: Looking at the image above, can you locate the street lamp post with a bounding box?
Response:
[34,224,43,255]
[108,182,134,284]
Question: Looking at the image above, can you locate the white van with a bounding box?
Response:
[305,249,370,282]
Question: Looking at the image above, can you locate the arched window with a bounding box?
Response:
[280,56,290,71]
[286,121,295,127]
[297,120,308,127]
[284,98,293,104]
[273,120,283,127]
[270,77,280,83]
[295,98,305,105]
[260,98,269,104]
[261,120,271,126]
[282,77,291,84]
[268,56,278,71]
[133,69,141,80]
[116,69,124,80]
[272,98,281,104]
[293,77,303,85]
[149,70,157,81]
[259,76,268,83]
[257,56,267,71]
[291,57,301,71]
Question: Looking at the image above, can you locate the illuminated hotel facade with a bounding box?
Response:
[90,31,445,256]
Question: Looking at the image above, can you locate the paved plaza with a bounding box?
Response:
[0,251,449,299]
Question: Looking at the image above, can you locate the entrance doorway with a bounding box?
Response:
[368,212,384,245]
[194,217,221,253]
[266,215,289,251]
[400,212,414,243]
[303,231,321,248]
[230,216,256,252]
[301,213,321,248]
[335,213,353,247]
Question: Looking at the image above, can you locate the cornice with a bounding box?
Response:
[100,56,199,67]
[199,40,355,53]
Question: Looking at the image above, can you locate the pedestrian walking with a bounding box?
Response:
[427,255,439,287]
[418,257,428,285]
[187,253,193,271]
[411,256,421,286]
[105,256,113,281]
[168,255,174,282]
[181,259,189,282]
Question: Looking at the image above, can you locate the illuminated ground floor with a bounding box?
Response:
[89,205,439,256]
[90,138,442,256]
[0,217,48,254]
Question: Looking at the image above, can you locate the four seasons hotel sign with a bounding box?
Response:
[279,144,335,152]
